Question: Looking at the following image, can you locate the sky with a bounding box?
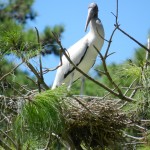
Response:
[26,0,150,86]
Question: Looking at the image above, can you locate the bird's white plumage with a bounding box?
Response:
[52,3,104,89]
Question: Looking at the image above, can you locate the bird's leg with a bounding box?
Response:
[67,73,74,91]
[80,76,85,96]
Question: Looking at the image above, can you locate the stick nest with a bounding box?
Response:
[62,96,129,149]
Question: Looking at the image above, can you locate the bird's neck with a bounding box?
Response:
[88,17,104,49]
[89,17,102,36]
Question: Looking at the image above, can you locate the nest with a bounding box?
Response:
[62,96,129,149]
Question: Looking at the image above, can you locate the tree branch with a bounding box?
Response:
[0,61,24,81]
[104,0,119,58]
[53,33,133,102]
[115,25,150,53]
[25,60,49,90]
[94,46,123,95]
[43,49,63,74]
[35,27,43,92]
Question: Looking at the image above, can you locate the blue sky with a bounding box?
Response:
[26,0,150,86]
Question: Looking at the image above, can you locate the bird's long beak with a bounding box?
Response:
[85,8,93,32]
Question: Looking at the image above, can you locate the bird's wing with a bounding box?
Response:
[52,37,89,88]
[63,38,89,78]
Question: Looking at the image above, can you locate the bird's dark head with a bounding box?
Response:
[85,3,98,32]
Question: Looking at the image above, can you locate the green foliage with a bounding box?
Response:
[0,0,64,58]
[14,87,67,144]
[0,0,37,24]
[0,58,36,96]
[41,25,64,55]
[120,63,141,79]
[0,20,64,58]
[136,67,150,120]
[0,20,40,58]
[72,79,107,96]
[138,146,150,150]
[133,47,146,66]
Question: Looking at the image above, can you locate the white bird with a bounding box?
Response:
[52,3,104,91]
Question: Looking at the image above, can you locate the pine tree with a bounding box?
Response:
[0,1,64,149]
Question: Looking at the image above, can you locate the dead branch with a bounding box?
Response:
[25,60,49,90]
[43,48,63,74]
[35,27,43,92]
[124,78,137,96]
[123,133,144,141]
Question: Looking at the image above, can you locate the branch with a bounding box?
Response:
[115,25,150,53]
[113,0,150,54]
[94,46,125,97]
[35,27,43,92]
[104,0,119,58]
[0,61,24,81]
[43,49,63,74]
[25,60,49,90]
[96,27,109,42]
[124,78,137,96]
[134,124,147,132]
[0,139,12,150]
[141,120,150,123]
[123,142,146,146]
[124,133,144,140]
[104,26,118,58]
[129,86,140,98]
[0,129,17,148]
[72,96,94,114]
[44,133,51,150]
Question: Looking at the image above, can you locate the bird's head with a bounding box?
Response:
[85,3,98,32]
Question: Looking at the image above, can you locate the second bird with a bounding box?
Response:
[52,3,104,90]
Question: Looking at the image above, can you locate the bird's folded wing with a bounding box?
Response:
[62,38,89,79]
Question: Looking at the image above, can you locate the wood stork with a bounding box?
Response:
[51,3,104,91]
